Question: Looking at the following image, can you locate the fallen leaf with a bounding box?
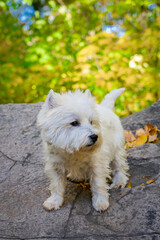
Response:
[124,130,136,143]
[135,134,148,146]
[148,134,157,142]
[146,179,154,184]
[153,125,160,136]
[142,175,150,179]
[106,178,112,184]
[154,125,158,131]
[136,128,146,137]
[148,128,157,142]
[140,183,145,186]
[127,174,131,178]
[125,140,137,149]
[124,123,160,149]
[80,182,90,190]
[144,123,154,134]
[126,181,132,188]
[153,138,160,144]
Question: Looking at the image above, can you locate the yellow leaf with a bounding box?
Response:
[80,183,90,190]
[135,134,148,146]
[154,125,158,131]
[126,181,132,188]
[146,179,154,185]
[125,141,137,149]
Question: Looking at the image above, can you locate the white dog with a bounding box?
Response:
[37,88,129,212]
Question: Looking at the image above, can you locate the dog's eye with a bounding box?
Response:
[70,120,80,127]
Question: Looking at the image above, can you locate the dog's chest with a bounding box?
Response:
[64,154,91,178]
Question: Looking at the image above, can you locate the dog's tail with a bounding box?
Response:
[101,88,125,110]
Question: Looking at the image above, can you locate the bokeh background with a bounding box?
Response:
[0,0,160,117]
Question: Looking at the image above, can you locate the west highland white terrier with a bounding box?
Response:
[37,88,129,212]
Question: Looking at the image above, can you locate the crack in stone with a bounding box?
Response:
[0,237,58,240]
[2,232,159,240]
[0,150,43,167]
[9,161,17,171]
[63,188,82,239]
[117,189,132,202]
[62,233,160,239]
[0,150,17,163]
[85,215,118,235]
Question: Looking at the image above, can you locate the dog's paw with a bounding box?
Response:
[92,194,109,212]
[110,172,128,189]
[43,195,63,211]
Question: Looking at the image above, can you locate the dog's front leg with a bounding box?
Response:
[90,164,110,212]
[110,147,129,189]
[43,160,65,211]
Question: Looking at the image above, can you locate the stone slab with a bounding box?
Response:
[0,101,160,239]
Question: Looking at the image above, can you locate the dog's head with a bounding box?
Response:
[37,89,101,153]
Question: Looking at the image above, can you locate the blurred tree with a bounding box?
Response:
[0,2,28,103]
[0,0,159,117]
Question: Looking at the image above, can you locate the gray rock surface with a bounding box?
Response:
[122,100,160,130]
[0,101,160,240]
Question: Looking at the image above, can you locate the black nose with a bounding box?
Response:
[89,134,98,143]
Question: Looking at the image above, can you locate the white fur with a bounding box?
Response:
[37,88,129,212]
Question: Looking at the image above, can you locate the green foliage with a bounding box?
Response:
[0,0,160,117]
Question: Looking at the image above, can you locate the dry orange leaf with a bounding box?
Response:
[148,128,157,142]
[148,134,157,142]
[80,182,90,190]
[136,128,146,137]
[142,175,150,179]
[146,179,154,184]
[153,138,160,144]
[144,123,154,133]
[124,130,136,143]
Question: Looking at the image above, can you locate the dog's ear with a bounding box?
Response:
[45,89,55,109]
[85,89,92,97]
[37,89,57,129]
